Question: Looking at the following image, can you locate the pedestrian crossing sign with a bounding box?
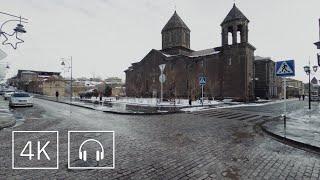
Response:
[199,76,206,85]
[275,60,295,77]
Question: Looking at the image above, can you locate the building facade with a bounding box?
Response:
[125,4,256,102]
[25,75,66,96]
[253,56,278,99]
[286,78,304,98]
[10,70,61,92]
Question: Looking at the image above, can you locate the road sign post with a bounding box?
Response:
[199,76,206,106]
[275,60,295,131]
[201,85,204,106]
[283,78,287,130]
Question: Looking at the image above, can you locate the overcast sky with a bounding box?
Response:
[0,0,319,82]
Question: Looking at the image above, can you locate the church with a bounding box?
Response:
[125,4,256,102]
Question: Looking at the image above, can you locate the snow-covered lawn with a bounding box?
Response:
[82,97,222,107]
[41,94,297,112]
[180,98,298,112]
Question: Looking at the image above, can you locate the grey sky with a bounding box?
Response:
[0,0,319,82]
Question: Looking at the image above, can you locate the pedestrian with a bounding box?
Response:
[298,95,301,101]
[302,94,305,101]
[55,91,59,101]
[99,93,103,105]
[189,98,192,106]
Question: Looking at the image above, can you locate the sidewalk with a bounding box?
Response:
[34,94,290,114]
[34,95,176,115]
[261,102,320,151]
[0,98,16,129]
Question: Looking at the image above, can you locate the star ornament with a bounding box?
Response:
[1,31,24,50]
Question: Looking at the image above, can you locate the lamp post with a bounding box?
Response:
[61,57,73,102]
[303,63,318,110]
[0,11,28,49]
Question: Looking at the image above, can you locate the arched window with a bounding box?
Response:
[228,32,232,45]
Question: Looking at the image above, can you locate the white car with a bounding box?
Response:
[9,92,33,107]
[3,91,15,100]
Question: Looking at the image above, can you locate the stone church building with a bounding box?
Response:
[125,4,256,102]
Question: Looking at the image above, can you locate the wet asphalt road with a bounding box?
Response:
[0,98,320,179]
[232,99,318,115]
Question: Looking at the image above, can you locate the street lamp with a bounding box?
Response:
[0,12,28,49]
[61,57,73,102]
[303,63,318,110]
[313,65,318,73]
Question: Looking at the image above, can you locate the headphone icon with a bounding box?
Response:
[78,139,105,161]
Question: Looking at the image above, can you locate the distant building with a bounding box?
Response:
[253,56,278,99]
[125,4,256,102]
[20,71,37,82]
[112,86,126,97]
[304,77,320,96]
[10,70,61,92]
[28,75,66,96]
[70,81,87,97]
[286,78,304,98]
[105,77,123,85]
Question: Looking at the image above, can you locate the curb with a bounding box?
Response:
[35,97,180,115]
[0,118,16,130]
[259,117,320,155]
[102,110,182,115]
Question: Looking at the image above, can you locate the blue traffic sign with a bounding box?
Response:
[275,60,295,77]
[199,76,206,85]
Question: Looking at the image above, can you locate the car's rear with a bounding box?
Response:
[9,93,33,107]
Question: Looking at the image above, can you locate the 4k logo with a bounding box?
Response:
[20,141,51,160]
[12,131,59,169]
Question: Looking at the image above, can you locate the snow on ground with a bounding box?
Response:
[86,97,222,107]
[180,98,298,112]
[180,106,210,112]
[45,94,298,112]
[215,99,285,109]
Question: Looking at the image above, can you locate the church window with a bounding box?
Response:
[237,31,241,44]
[228,32,232,45]
[182,32,185,44]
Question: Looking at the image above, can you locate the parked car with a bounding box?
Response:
[9,92,33,107]
[3,91,15,100]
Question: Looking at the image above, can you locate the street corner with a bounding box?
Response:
[0,115,15,129]
[68,131,115,170]
[260,115,320,153]
[12,131,59,169]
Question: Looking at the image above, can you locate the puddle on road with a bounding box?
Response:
[12,114,25,127]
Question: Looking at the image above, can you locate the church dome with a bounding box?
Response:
[161,11,190,33]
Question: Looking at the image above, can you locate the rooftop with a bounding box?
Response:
[161,11,190,33]
[221,4,249,25]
